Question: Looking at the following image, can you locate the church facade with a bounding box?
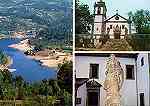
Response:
[75,53,150,106]
[92,0,136,39]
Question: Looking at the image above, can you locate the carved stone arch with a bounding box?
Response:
[86,79,102,89]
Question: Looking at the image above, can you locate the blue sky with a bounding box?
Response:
[80,0,150,17]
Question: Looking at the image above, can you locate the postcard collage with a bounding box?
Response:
[0,0,150,106]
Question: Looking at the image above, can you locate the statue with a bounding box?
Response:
[104,54,124,106]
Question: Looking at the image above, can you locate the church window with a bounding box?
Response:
[90,64,99,79]
[97,28,99,31]
[122,25,125,29]
[126,65,134,79]
[141,57,144,66]
[97,7,100,14]
[140,93,145,106]
[110,25,112,29]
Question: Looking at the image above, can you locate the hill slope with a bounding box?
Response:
[0,0,72,41]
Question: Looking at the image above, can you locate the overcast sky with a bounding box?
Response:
[80,0,150,17]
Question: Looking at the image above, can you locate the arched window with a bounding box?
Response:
[110,25,112,29]
[97,7,100,14]
[96,28,99,31]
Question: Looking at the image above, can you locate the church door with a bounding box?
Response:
[113,25,121,39]
[86,80,101,106]
[87,91,99,106]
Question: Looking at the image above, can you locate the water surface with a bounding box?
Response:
[0,38,57,82]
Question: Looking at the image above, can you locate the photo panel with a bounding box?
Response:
[74,52,150,106]
[0,0,73,105]
[75,0,150,51]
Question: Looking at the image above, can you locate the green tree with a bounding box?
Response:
[127,34,150,50]
[128,9,150,34]
[63,89,72,106]
[31,82,40,96]
[47,96,57,105]
[75,0,93,34]
[23,82,33,97]
[57,61,72,94]
[0,69,15,100]
[48,80,61,96]
[127,10,150,50]
[14,76,25,100]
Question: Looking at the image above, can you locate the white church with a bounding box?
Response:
[75,53,150,106]
[92,0,136,39]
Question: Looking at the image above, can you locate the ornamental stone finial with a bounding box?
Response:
[116,10,118,14]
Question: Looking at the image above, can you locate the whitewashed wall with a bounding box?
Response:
[136,53,150,106]
[76,83,87,106]
[94,22,102,34]
[94,15,103,34]
[106,22,129,38]
[75,55,139,106]
[131,23,137,34]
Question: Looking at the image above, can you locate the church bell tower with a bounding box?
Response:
[93,0,107,35]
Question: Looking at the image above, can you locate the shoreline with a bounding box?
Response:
[8,39,32,52]
[27,52,72,69]
[8,39,72,68]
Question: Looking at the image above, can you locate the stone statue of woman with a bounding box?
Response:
[104,54,124,106]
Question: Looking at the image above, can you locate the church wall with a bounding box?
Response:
[95,15,103,23]
[106,22,129,38]
[94,23,102,35]
[100,85,106,106]
[75,55,138,106]
[75,56,107,80]
[119,57,137,106]
[76,83,87,106]
[93,0,136,37]
[136,53,150,106]
[94,15,103,34]
[131,23,137,34]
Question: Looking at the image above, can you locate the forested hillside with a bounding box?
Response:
[0,0,72,43]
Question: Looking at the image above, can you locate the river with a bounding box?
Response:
[0,38,57,82]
